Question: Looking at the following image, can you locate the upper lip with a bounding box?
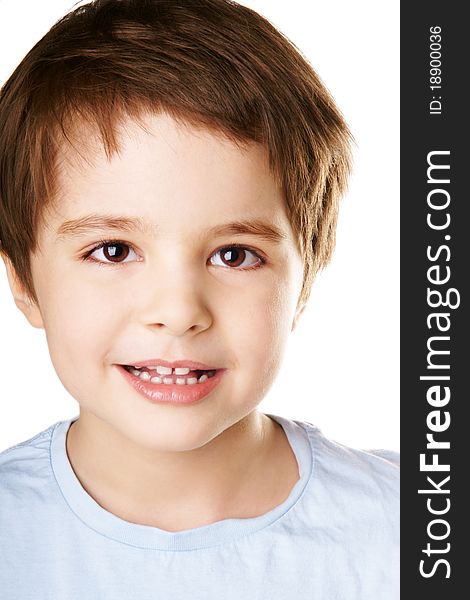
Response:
[122,359,220,370]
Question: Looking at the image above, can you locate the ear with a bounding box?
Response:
[1,255,44,329]
[291,301,306,331]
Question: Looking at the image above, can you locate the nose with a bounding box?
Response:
[139,270,213,337]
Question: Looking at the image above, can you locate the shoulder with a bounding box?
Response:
[300,420,399,488]
[0,422,56,462]
[0,422,60,501]
[308,421,398,490]
[295,419,399,527]
[284,419,399,594]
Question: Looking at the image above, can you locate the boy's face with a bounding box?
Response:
[9,112,304,452]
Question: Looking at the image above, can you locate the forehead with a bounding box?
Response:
[57,111,275,186]
[48,112,290,234]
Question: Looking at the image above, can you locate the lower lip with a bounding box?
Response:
[117,365,226,405]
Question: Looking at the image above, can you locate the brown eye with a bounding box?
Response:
[103,243,130,262]
[220,247,246,267]
[209,246,262,270]
[87,241,137,265]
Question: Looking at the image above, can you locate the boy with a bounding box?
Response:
[0,0,399,598]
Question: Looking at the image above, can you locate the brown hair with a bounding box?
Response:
[0,0,352,309]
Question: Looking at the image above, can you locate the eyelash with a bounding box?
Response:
[80,239,267,271]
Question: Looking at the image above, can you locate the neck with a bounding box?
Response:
[66,408,280,531]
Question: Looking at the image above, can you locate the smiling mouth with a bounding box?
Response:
[123,365,218,385]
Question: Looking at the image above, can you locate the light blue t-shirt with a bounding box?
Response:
[0,414,399,599]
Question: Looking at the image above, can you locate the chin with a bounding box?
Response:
[117,415,220,453]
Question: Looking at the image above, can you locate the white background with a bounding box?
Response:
[0,0,399,452]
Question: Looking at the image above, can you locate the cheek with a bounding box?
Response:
[224,274,295,379]
[39,276,122,372]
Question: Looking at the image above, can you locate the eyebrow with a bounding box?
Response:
[55,214,288,244]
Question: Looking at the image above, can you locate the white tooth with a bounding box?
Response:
[187,377,198,385]
[198,374,208,383]
[131,369,141,376]
[139,371,151,381]
[147,366,158,371]
[163,377,174,384]
[150,376,162,384]
[157,366,173,375]
[174,367,190,375]
[175,378,186,385]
